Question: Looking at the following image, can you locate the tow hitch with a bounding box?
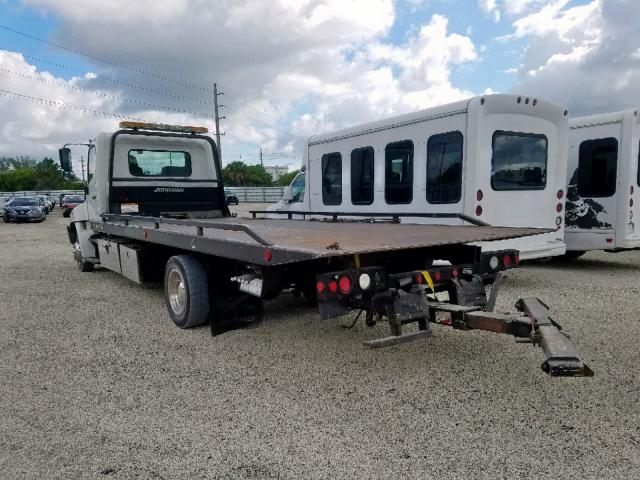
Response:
[362,277,592,377]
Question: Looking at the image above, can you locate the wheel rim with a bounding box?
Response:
[167,268,187,316]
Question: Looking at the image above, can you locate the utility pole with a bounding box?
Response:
[80,155,85,183]
[259,147,263,166]
[213,83,224,164]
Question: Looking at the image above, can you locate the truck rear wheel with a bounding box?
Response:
[164,255,210,328]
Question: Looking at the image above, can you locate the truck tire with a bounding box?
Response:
[164,255,210,328]
[74,243,94,272]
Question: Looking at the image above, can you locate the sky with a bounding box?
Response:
[0,0,638,173]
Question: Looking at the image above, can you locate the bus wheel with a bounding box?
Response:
[164,255,210,328]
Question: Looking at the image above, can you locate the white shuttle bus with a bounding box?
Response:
[564,109,640,256]
[272,94,568,260]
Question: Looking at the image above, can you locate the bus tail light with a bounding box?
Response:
[316,281,325,293]
[503,255,512,268]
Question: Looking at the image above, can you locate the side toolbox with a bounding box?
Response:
[95,238,122,274]
[119,243,147,284]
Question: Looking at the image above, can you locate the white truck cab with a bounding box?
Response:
[67,122,227,269]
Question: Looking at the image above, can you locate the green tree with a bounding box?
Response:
[0,156,86,192]
[222,161,273,187]
[275,169,300,186]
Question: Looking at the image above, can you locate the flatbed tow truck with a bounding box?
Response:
[62,121,592,377]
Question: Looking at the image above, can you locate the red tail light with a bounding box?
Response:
[503,255,512,267]
[557,189,564,199]
[338,275,352,294]
[476,189,483,201]
[556,203,563,213]
[328,281,338,293]
[451,269,459,278]
[475,206,483,216]
[316,281,325,293]
[433,271,441,281]
[263,249,273,262]
[630,199,634,207]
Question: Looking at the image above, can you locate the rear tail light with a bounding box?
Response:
[556,216,562,226]
[328,280,338,293]
[503,255,512,268]
[451,269,459,278]
[338,275,352,294]
[489,255,499,270]
[433,271,441,281]
[476,189,483,201]
[557,189,564,199]
[316,281,325,293]
[556,203,563,213]
[475,206,483,216]
[630,199,634,207]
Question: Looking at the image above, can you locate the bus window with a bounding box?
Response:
[322,152,342,205]
[491,131,547,191]
[577,138,618,198]
[351,147,374,205]
[385,140,413,204]
[290,172,305,203]
[427,131,463,204]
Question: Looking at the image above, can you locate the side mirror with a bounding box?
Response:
[59,148,72,173]
[282,186,294,203]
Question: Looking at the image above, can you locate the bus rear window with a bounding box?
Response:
[128,149,192,177]
[427,131,463,204]
[578,138,618,198]
[351,147,374,205]
[322,152,342,205]
[491,131,547,191]
[385,140,413,204]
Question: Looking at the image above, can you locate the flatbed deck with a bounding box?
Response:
[95,214,551,266]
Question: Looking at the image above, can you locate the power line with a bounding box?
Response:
[0,67,215,118]
[0,24,212,92]
[0,88,148,121]
[21,54,215,106]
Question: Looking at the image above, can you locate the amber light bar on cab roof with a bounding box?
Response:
[119,121,208,134]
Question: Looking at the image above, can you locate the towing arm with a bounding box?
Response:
[437,298,593,377]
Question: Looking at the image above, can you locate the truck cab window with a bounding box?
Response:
[290,172,305,203]
[322,153,342,205]
[427,131,463,204]
[128,149,192,177]
[577,138,618,197]
[491,131,547,191]
[351,146,374,205]
[385,140,413,204]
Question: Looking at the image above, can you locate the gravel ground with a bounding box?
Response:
[1,205,639,479]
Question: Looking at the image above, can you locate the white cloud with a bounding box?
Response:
[2,1,478,163]
[508,0,640,115]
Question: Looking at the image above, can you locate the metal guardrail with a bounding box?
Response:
[225,187,284,203]
[0,190,85,197]
[1,187,284,203]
